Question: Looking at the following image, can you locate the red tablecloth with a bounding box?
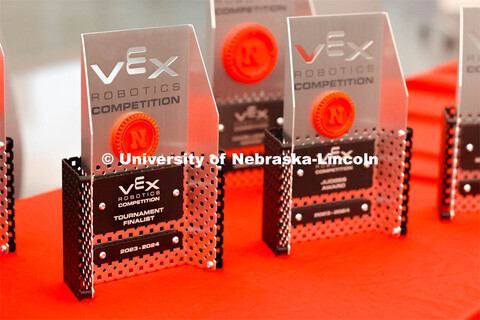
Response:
[1,62,479,319]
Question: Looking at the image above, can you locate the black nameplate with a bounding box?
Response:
[93,165,184,235]
[460,124,480,170]
[292,140,375,198]
[292,198,371,226]
[219,100,283,150]
[458,179,480,196]
[93,230,183,265]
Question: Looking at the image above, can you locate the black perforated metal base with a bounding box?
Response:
[262,129,292,256]
[6,137,15,252]
[262,128,413,255]
[438,107,456,220]
[401,128,413,235]
[438,107,480,219]
[62,157,93,300]
[62,154,225,300]
[215,150,225,268]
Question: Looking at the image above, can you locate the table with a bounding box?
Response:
[1,62,479,319]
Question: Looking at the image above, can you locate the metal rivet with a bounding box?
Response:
[172,236,179,244]
[207,261,215,268]
[0,245,7,253]
[173,189,180,197]
[295,213,302,222]
[364,162,370,169]
[393,227,402,234]
[0,141,4,149]
[99,202,106,211]
[466,143,474,152]
[296,169,304,177]
[219,124,225,133]
[277,117,284,126]
[398,129,406,137]
[463,184,472,193]
[361,203,369,212]
[99,251,106,260]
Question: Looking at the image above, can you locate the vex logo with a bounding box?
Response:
[234,105,268,122]
[468,32,480,50]
[91,46,178,84]
[318,146,353,163]
[119,176,159,195]
[296,31,373,64]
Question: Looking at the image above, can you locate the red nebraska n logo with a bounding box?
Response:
[295,44,325,64]
[130,130,147,149]
[327,106,345,125]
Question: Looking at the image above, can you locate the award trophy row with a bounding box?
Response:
[0,0,476,301]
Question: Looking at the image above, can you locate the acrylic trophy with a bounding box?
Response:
[62,26,224,300]
[439,7,480,220]
[262,13,412,255]
[208,0,312,187]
